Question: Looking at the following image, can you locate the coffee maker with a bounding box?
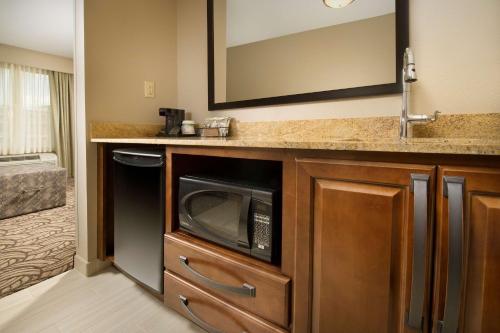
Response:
[157,108,185,137]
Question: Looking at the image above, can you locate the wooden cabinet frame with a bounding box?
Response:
[433,166,500,333]
[96,143,499,332]
[164,146,298,282]
[294,159,436,333]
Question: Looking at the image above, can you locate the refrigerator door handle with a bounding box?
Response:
[113,152,164,168]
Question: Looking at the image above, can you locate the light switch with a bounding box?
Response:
[144,81,155,98]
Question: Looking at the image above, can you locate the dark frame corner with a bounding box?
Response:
[207,0,409,111]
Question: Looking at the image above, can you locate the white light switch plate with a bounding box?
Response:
[144,81,155,98]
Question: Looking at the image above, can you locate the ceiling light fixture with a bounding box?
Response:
[323,0,356,8]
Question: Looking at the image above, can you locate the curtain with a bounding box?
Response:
[0,62,54,155]
[49,71,74,177]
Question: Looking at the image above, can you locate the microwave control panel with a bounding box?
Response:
[253,212,271,249]
[250,194,279,264]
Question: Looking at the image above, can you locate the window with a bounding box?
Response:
[0,63,54,155]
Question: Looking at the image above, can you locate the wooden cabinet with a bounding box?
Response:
[293,160,500,333]
[432,166,500,333]
[294,159,436,333]
[97,143,500,332]
[164,233,291,327]
[165,271,288,333]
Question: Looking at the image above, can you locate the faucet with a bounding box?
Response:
[399,48,440,139]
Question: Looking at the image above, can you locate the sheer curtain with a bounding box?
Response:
[0,62,54,155]
[49,71,74,176]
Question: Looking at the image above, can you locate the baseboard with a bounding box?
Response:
[74,255,110,276]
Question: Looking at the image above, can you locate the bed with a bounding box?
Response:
[0,164,67,219]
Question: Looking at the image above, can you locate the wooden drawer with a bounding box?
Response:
[164,233,290,327]
[165,271,288,333]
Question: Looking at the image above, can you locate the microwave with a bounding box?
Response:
[178,175,281,264]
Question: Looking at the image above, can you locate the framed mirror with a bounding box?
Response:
[208,0,408,110]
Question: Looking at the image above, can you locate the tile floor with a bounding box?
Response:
[0,267,205,333]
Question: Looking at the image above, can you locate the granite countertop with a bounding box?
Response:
[89,113,500,156]
[90,136,500,156]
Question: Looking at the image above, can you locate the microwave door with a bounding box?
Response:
[181,189,251,248]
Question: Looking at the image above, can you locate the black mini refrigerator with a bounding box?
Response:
[113,148,165,293]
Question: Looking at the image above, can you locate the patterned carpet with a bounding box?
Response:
[0,180,75,298]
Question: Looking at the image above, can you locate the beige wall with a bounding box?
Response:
[85,0,177,124]
[177,0,500,123]
[81,0,177,272]
[0,43,73,73]
[78,0,500,275]
[225,14,395,102]
[177,0,205,120]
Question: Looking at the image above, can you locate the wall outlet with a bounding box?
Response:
[144,81,155,98]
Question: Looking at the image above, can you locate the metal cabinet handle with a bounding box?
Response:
[179,295,224,333]
[179,256,256,297]
[439,176,465,333]
[407,174,430,330]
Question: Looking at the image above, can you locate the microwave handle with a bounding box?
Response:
[237,196,252,249]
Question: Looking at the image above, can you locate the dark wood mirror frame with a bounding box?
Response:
[207,0,408,111]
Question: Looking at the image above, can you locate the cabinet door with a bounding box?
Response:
[294,159,435,333]
[433,166,500,333]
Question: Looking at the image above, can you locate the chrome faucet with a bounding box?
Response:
[399,48,440,139]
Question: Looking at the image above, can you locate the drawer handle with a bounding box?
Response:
[179,256,256,297]
[179,295,224,333]
[438,177,465,333]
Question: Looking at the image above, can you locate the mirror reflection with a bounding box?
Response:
[213,0,396,103]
